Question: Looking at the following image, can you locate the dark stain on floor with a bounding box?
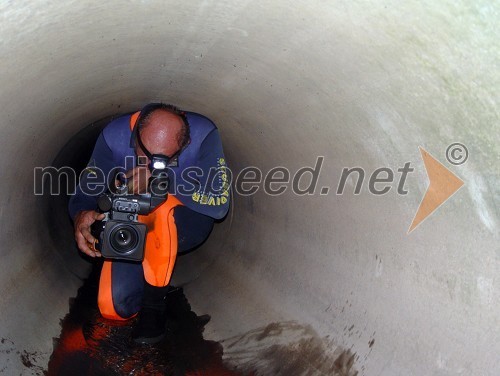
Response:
[222,321,358,376]
[47,263,242,376]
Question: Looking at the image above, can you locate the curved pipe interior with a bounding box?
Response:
[0,1,498,375]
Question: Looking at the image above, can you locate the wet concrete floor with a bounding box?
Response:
[47,262,244,376]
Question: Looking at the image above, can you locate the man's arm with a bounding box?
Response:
[69,132,115,257]
[178,128,230,219]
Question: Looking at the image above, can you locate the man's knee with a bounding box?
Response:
[98,261,144,320]
[98,290,142,320]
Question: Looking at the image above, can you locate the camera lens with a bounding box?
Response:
[110,225,139,254]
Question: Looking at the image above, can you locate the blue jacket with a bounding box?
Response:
[68,111,230,220]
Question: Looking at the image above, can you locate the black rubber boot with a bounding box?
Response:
[132,282,173,345]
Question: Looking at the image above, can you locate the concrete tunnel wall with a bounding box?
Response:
[0,1,498,375]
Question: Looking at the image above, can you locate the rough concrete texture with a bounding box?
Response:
[0,1,498,375]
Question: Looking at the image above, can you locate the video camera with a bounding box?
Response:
[91,158,170,261]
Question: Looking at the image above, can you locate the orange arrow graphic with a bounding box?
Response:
[408,147,464,233]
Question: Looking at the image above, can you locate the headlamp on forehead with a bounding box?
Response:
[151,155,168,170]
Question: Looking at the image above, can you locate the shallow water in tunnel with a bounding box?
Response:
[46,262,359,375]
[47,263,241,376]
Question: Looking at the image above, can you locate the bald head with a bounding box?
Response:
[136,109,187,159]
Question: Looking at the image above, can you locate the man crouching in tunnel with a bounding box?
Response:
[68,103,230,344]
